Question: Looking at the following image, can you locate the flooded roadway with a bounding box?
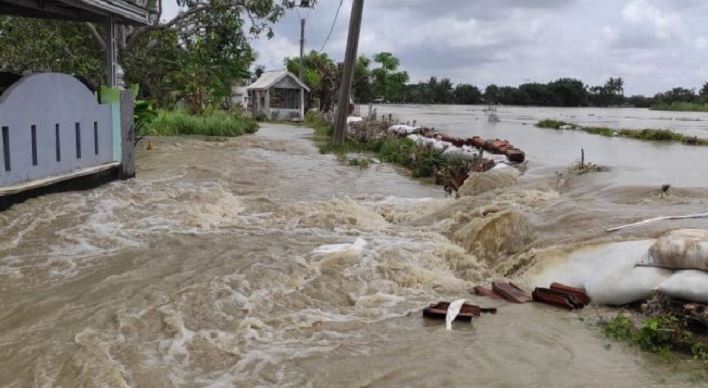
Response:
[1,106,707,386]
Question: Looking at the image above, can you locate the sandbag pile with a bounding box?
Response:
[386,124,526,164]
[639,229,708,304]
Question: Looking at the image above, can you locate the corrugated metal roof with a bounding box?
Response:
[247,70,310,92]
[0,0,152,25]
[60,0,152,24]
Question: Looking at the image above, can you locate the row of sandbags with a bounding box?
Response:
[387,125,526,163]
[405,134,513,168]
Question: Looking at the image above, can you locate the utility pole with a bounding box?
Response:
[299,18,305,81]
[333,0,365,145]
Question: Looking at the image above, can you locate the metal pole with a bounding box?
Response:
[333,0,365,145]
[299,18,306,81]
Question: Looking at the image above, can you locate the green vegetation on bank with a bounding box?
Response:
[144,109,258,137]
[536,119,708,146]
[651,102,708,112]
[306,112,447,178]
[603,314,707,362]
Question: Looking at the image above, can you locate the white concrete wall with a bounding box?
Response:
[0,73,114,187]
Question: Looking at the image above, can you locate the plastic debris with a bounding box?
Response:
[606,212,708,232]
[422,301,497,329]
[446,299,468,330]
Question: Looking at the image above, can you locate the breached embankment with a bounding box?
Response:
[1,123,707,386]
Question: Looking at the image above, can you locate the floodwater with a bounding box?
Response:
[1,106,707,387]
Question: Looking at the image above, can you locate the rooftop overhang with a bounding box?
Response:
[0,0,152,25]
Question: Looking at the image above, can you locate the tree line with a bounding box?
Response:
[3,7,707,113]
[288,51,708,110]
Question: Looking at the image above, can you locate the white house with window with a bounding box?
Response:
[247,70,309,121]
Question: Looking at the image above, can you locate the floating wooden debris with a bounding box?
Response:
[423,301,497,321]
[471,285,504,300]
[532,283,590,310]
[492,281,532,303]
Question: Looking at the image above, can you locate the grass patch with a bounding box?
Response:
[304,111,448,178]
[536,119,572,129]
[146,109,258,137]
[651,102,708,112]
[536,119,708,146]
[602,314,707,361]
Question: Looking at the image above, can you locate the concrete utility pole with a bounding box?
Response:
[333,0,365,145]
[299,18,305,81]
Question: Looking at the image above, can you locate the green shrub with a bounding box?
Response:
[602,314,707,360]
[536,118,708,145]
[536,119,571,129]
[651,102,708,112]
[618,128,685,142]
[148,109,258,137]
[584,126,616,137]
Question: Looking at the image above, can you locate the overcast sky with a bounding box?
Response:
[162,0,708,96]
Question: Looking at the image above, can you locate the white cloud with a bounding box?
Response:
[622,0,685,41]
[151,0,708,96]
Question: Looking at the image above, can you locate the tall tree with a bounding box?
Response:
[371,52,409,102]
[453,84,482,104]
[285,50,338,111]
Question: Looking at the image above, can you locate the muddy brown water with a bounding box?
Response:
[1,106,708,387]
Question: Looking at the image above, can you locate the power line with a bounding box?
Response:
[319,0,345,52]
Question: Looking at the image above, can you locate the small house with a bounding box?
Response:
[247,70,309,121]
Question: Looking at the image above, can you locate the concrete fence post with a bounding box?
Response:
[119,90,135,179]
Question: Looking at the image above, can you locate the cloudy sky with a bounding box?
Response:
[163,0,708,96]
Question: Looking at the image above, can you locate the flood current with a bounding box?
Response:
[1,105,707,386]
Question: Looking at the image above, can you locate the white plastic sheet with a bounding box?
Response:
[445,299,468,330]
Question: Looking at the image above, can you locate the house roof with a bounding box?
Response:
[247,70,310,92]
[0,0,153,25]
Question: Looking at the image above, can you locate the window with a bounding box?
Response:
[270,88,300,109]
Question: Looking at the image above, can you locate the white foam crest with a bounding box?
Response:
[158,307,196,367]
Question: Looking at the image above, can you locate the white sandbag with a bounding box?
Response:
[442,146,478,161]
[640,229,708,271]
[586,266,671,306]
[658,270,708,303]
[531,240,672,306]
[430,139,451,151]
[347,116,363,124]
[406,134,422,143]
[387,124,418,135]
[487,154,510,164]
